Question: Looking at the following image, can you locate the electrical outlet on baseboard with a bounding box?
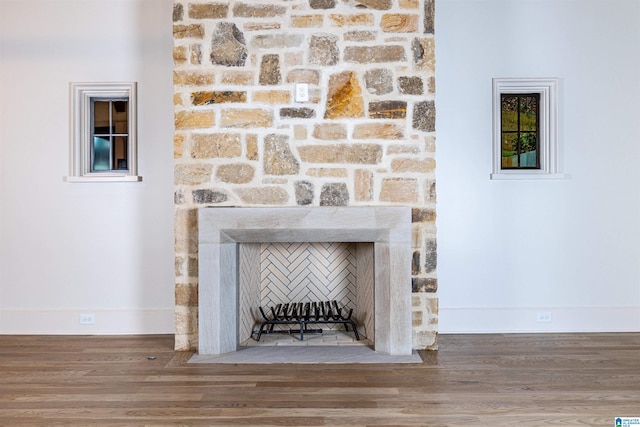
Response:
[536,312,552,323]
[79,314,96,325]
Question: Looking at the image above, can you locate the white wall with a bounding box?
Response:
[436,0,640,332]
[0,0,176,333]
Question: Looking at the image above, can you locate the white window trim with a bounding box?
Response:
[65,82,141,182]
[491,78,563,180]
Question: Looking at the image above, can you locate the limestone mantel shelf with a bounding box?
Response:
[198,206,412,356]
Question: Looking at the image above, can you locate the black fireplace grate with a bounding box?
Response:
[254,300,360,341]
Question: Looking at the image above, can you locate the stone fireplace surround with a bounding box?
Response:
[198,206,412,356]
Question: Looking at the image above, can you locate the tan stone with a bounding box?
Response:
[424,135,436,153]
[291,15,323,27]
[246,134,258,160]
[425,179,436,202]
[312,123,347,140]
[414,37,435,72]
[189,3,228,19]
[220,109,272,128]
[355,0,392,9]
[173,24,204,39]
[191,133,242,159]
[284,51,304,66]
[428,76,436,94]
[307,168,348,177]
[174,93,184,106]
[253,90,291,104]
[344,45,406,63]
[221,71,254,85]
[251,34,304,49]
[175,283,198,306]
[412,207,436,223]
[174,305,198,334]
[173,71,215,86]
[264,134,300,175]
[286,69,320,85]
[293,125,307,140]
[174,134,185,158]
[412,309,423,327]
[191,91,247,105]
[387,144,420,155]
[325,71,365,119]
[233,3,286,17]
[243,22,281,31]
[216,163,255,184]
[235,187,289,205]
[355,169,373,201]
[380,178,418,203]
[344,30,377,42]
[174,164,213,185]
[174,111,214,130]
[173,46,187,64]
[174,208,198,254]
[391,157,436,173]
[328,13,374,27]
[298,144,382,164]
[400,0,418,8]
[190,44,202,64]
[381,14,419,32]
[353,123,404,139]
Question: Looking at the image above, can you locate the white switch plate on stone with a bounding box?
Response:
[295,83,309,102]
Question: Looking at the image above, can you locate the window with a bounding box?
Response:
[66,82,141,182]
[492,78,562,180]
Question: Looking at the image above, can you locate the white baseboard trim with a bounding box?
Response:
[439,306,640,334]
[0,308,175,334]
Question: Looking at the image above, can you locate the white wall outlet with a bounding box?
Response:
[79,314,96,325]
[536,312,552,323]
[295,83,309,102]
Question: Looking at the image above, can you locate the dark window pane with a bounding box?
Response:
[112,100,128,134]
[93,101,110,134]
[93,137,111,171]
[501,95,518,131]
[113,136,128,170]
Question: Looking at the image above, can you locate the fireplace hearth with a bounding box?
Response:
[198,206,412,356]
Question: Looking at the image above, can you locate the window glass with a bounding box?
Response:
[500,93,539,169]
[90,98,129,172]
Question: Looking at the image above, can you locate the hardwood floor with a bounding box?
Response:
[1,333,639,426]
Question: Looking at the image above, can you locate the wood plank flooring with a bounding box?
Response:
[1,333,639,426]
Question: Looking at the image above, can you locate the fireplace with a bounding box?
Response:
[198,206,412,356]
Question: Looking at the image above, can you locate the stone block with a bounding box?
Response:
[221,71,254,85]
[387,144,420,155]
[211,23,247,66]
[412,251,421,275]
[344,30,377,42]
[191,133,242,159]
[173,46,187,64]
[391,157,436,173]
[191,91,246,105]
[251,34,304,49]
[354,169,373,201]
[291,15,323,28]
[174,93,184,106]
[174,111,215,130]
[259,54,281,85]
[425,179,436,202]
[312,123,347,140]
[369,100,407,119]
[298,144,382,164]
[424,238,437,273]
[293,125,307,140]
[233,3,286,17]
[309,34,339,66]
[189,3,228,19]
[325,71,365,119]
[329,13,374,27]
[413,101,436,132]
[174,164,213,185]
[174,134,185,158]
[264,134,300,175]
[295,180,314,205]
[246,134,258,160]
[398,76,423,95]
[173,71,215,86]
[175,284,198,306]
[174,208,198,254]
[173,24,203,39]
[320,183,349,206]
[243,22,281,31]
[216,163,255,184]
[400,0,418,8]
[307,168,348,177]
[344,45,406,63]
[424,0,435,33]
[173,3,183,21]
[352,0,392,9]
[235,187,289,204]
[190,44,202,64]
[412,277,437,292]
[310,0,336,9]
[412,37,435,71]
[353,123,404,139]
[220,109,272,128]
[280,107,315,119]
[253,90,291,104]
[192,188,229,204]
[381,14,419,33]
[380,178,418,203]
[286,69,320,85]
[411,208,436,223]
[174,190,186,205]
[364,68,393,95]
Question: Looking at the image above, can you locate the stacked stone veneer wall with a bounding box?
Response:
[173,0,437,351]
